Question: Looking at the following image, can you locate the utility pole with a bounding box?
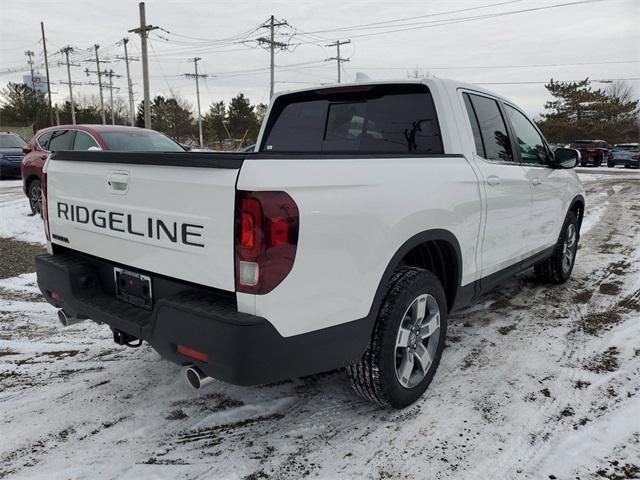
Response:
[128,2,158,129]
[119,38,136,126]
[93,45,106,124]
[183,57,208,148]
[102,70,122,125]
[60,46,76,125]
[25,50,35,86]
[325,40,351,83]
[41,22,54,124]
[257,15,288,99]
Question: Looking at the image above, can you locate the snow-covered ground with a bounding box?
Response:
[0,173,639,479]
[0,180,45,245]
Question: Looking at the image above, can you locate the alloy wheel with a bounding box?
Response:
[394,293,441,389]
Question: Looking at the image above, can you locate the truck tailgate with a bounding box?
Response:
[45,151,242,291]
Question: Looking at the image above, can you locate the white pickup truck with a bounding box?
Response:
[36,79,584,408]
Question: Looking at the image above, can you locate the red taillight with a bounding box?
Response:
[41,171,50,241]
[177,345,209,363]
[235,191,299,294]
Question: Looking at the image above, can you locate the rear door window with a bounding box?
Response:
[48,130,77,151]
[73,131,100,150]
[261,84,443,154]
[465,93,513,162]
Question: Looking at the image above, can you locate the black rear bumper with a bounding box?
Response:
[35,251,371,386]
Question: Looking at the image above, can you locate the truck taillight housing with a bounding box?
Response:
[235,191,299,294]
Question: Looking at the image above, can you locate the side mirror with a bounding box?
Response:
[553,148,580,169]
[22,146,32,154]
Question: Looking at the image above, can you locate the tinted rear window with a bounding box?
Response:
[261,84,443,154]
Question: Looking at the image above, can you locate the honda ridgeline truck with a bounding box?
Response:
[36,79,584,408]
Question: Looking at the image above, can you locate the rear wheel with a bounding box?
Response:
[28,179,42,215]
[348,267,448,408]
[534,212,578,284]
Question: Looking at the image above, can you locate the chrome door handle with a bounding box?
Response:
[486,175,501,186]
[531,178,542,186]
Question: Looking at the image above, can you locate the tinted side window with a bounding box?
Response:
[73,131,100,150]
[37,131,53,150]
[463,93,485,157]
[262,84,443,154]
[504,105,549,165]
[468,94,512,162]
[262,100,326,152]
[48,130,77,151]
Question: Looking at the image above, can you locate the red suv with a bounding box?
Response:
[570,139,613,167]
[21,125,184,214]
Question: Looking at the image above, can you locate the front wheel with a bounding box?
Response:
[28,179,42,216]
[534,212,579,284]
[348,267,448,408]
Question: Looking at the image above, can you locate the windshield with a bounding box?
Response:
[100,130,184,152]
[0,134,27,148]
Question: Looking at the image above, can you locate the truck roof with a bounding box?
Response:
[272,77,513,104]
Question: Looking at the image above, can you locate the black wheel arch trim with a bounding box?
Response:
[568,194,585,232]
[365,229,464,327]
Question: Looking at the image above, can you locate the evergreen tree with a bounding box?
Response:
[203,100,228,143]
[227,93,256,141]
[134,95,194,141]
[537,78,639,143]
[0,82,51,131]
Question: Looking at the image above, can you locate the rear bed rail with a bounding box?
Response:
[49,150,245,169]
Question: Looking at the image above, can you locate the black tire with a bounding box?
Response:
[347,267,448,408]
[534,212,579,284]
[607,161,614,168]
[28,178,42,215]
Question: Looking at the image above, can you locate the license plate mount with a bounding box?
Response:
[114,267,153,310]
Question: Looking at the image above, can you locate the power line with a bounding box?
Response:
[355,59,640,71]
[297,0,530,35]
[477,77,640,85]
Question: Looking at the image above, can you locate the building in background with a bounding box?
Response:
[22,74,48,93]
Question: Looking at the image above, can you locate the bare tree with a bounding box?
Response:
[607,80,638,108]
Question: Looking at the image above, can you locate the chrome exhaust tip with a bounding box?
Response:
[57,309,87,327]
[185,365,214,390]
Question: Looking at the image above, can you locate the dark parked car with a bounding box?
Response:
[608,143,640,168]
[0,132,28,179]
[21,125,184,214]
[570,140,612,167]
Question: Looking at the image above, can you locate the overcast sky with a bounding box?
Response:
[1,0,638,120]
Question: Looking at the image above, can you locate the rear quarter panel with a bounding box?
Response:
[237,156,482,337]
